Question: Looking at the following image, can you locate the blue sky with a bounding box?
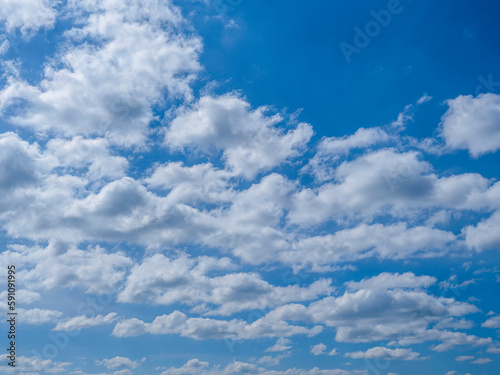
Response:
[0,0,500,374]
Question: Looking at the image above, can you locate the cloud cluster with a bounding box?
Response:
[160,358,364,375]
[0,0,58,36]
[0,0,499,371]
[118,253,333,315]
[0,0,201,146]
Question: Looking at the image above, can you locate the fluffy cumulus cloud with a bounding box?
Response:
[0,0,499,373]
[0,356,71,373]
[289,149,499,226]
[441,93,500,157]
[0,0,58,36]
[160,358,364,375]
[305,127,390,181]
[0,0,201,146]
[0,243,132,293]
[53,313,118,331]
[311,343,327,356]
[0,132,41,191]
[45,137,129,180]
[464,211,500,251]
[117,253,333,315]
[112,310,322,340]
[345,347,422,360]
[262,273,487,351]
[96,356,146,370]
[282,223,459,270]
[482,315,500,328]
[165,93,313,178]
[266,338,293,352]
[346,272,437,291]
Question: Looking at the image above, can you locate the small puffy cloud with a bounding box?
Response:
[441,93,500,157]
[464,211,500,252]
[471,357,493,365]
[96,356,146,370]
[345,347,422,361]
[165,93,313,178]
[482,315,500,328]
[328,348,338,356]
[455,356,474,362]
[53,313,118,331]
[161,358,210,375]
[311,343,327,356]
[266,338,292,352]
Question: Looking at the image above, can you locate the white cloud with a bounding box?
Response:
[346,272,436,291]
[0,243,132,294]
[305,127,389,181]
[0,0,202,146]
[482,315,500,328]
[0,289,40,304]
[53,313,118,331]
[265,338,292,352]
[289,149,497,226]
[96,356,145,370]
[112,310,322,339]
[160,358,364,375]
[0,0,58,36]
[45,137,129,180]
[417,93,432,104]
[161,358,210,375]
[165,93,313,178]
[345,347,422,360]
[471,357,493,365]
[328,348,338,356]
[145,161,234,204]
[257,354,288,366]
[263,274,487,350]
[440,93,500,156]
[0,356,71,373]
[117,253,333,316]
[455,356,474,361]
[18,308,62,325]
[0,132,41,192]
[282,223,458,270]
[311,343,327,356]
[464,211,500,251]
